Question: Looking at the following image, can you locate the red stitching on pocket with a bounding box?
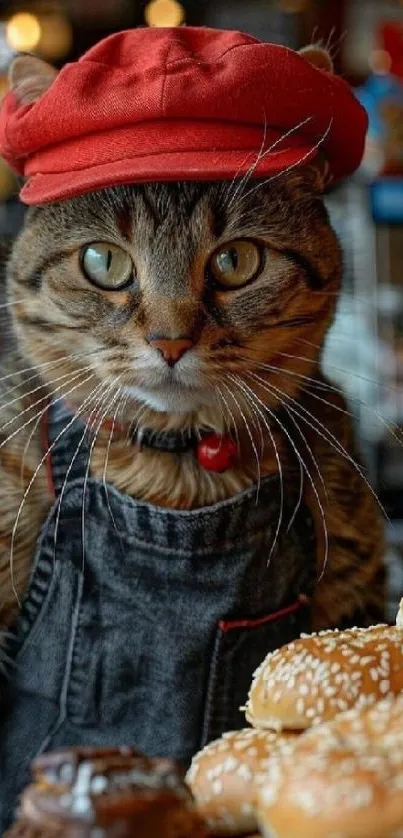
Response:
[218,599,301,632]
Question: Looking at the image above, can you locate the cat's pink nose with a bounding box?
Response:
[147,337,194,366]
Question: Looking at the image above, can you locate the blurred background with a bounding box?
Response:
[0,0,403,614]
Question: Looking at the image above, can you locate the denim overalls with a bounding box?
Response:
[0,401,316,830]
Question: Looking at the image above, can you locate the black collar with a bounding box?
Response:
[131,426,202,454]
[59,400,208,455]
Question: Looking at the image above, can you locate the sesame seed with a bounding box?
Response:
[222,755,239,773]
[211,779,223,795]
[296,698,305,716]
[236,764,253,781]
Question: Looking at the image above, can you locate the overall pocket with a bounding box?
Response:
[2,504,62,673]
[201,599,311,746]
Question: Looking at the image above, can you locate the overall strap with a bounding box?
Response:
[42,401,90,498]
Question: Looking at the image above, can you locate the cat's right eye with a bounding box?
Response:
[81,243,134,290]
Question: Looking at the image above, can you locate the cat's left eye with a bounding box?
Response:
[80,243,134,290]
[209,240,262,289]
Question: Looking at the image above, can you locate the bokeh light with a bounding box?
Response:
[369,48,392,75]
[6,12,41,52]
[144,0,185,28]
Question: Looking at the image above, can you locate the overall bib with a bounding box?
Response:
[0,401,317,831]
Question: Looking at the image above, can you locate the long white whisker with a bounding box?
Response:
[228,116,314,210]
[18,366,94,487]
[230,374,283,565]
[0,365,94,416]
[243,374,329,579]
[249,374,329,577]
[0,370,95,455]
[248,372,328,497]
[230,373,265,456]
[291,399,387,516]
[281,403,328,565]
[126,402,150,445]
[102,390,128,546]
[202,371,231,438]
[0,366,94,438]
[213,385,241,453]
[51,380,110,570]
[8,374,99,605]
[247,356,342,394]
[227,115,268,209]
[240,116,333,205]
[221,380,261,494]
[20,410,44,488]
[81,380,122,574]
[212,387,230,438]
[257,371,387,519]
[247,356,403,449]
[0,298,33,309]
[0,349,100,389]
[296,376,403,456]
[278,349,396,392]
[0,349,100,402]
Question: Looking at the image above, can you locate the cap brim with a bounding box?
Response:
[20,145,317,205]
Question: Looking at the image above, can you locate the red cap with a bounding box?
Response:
[0,26,368,205]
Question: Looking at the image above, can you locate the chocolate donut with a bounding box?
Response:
[6,746,206,837]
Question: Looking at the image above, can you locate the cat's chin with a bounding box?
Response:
[122,384,214,414]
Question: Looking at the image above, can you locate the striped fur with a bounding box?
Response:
[0,172,385,648]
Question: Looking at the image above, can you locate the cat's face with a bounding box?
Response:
[8,171,340,424]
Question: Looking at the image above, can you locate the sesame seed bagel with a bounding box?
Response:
[186,728,298,835]
[256,694,403,838]
[244,623,403,731]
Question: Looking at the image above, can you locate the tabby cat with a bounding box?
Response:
[0,49,385,662]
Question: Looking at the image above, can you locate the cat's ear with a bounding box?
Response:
[8,55,58,105]
[289,157,332,196]
[299,45,333,74]
[298,46,334,191]
[304,157,332,193]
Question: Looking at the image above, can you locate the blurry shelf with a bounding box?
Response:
[386,521,403,546]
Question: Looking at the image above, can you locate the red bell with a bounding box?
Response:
[197,434,238,473]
